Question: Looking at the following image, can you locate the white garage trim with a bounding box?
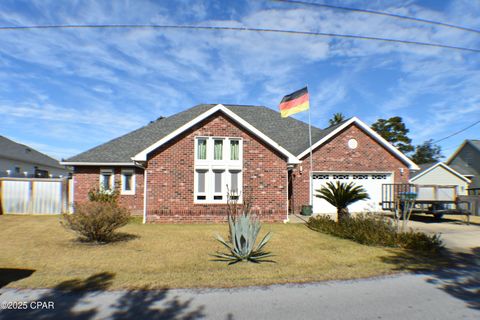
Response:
[311,171,395,214]
[131,104,300,164]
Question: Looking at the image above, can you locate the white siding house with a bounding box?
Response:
[410,162,471,195]
[0,136,69,178]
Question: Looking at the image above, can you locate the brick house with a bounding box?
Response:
[62,104,418,223]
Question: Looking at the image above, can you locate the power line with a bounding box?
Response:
[1,24,480,53]
[270,0,480,34]
[433,120,480,144]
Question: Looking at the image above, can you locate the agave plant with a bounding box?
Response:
[213,214,273,264]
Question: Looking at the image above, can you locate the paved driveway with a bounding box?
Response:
[405,215,480,253]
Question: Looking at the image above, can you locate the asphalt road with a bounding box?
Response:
[1,269,479,320]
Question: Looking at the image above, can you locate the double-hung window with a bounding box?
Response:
[100,169,114,191]
[194,137,242,203]
[121,169,135,195]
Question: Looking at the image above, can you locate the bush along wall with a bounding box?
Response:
[307,214,443,252]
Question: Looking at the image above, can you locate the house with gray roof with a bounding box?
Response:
[0,135,69,178]
[62,104,418,223]
[446,139,480,191]
[410,162,471,195]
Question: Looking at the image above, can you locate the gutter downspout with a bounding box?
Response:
[143,167,148,224]
[133,160,148,224]
[284,165,294,223]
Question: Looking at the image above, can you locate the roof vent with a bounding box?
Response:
[150,116,165,124]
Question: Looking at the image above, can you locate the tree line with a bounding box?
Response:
[328,113,442,165]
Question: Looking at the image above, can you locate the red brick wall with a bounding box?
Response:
[145,112,288,223]
[73,166,144,215]
[291,123,410,213]
[72,117,411,221]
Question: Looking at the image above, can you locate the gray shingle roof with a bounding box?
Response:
[409,162,438,179]
[469,139,480,152]
[0,136,64,169]
[447,139,480,177]
[66,104,346,163]
[449,163,477,176]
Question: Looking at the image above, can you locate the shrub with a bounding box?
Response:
[88,187,119,204]
[307,214,443,252]
[61,202,130,243]
[396,230,443,252]
[213,213,273,264]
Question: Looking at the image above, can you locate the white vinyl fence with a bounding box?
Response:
[0,178,72,214]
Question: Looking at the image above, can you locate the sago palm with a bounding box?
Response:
[315,181,370,222]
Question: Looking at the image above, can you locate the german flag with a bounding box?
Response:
[279,87,309,118]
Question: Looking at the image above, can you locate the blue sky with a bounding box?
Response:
[0,0,479,160]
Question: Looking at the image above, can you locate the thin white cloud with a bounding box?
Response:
[0,0,478,157]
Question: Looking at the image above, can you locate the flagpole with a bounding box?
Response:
[308,90,313,207]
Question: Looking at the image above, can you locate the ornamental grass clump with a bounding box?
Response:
[213,213,273,264]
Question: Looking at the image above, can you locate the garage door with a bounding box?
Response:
[312,172,393,214]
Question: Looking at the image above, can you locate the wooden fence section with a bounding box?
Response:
[458,195,480,216]
[0,178,72,214]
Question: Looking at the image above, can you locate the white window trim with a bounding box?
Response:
[99,168,114,191]
[196,137,208,161]
[212,169,225,201]
[121,169,136,195]
[228,169,242,200]
[131,104,300,164]
[213,138,225,161]
[194,136,243,203]
[194,169,208,201]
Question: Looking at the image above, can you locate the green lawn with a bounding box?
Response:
[1,215,420,289]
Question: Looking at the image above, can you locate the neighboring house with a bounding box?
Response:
[0,136,69,178]
[62,104,418,223]
[446,140,480,192]
[410,162,471,195]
